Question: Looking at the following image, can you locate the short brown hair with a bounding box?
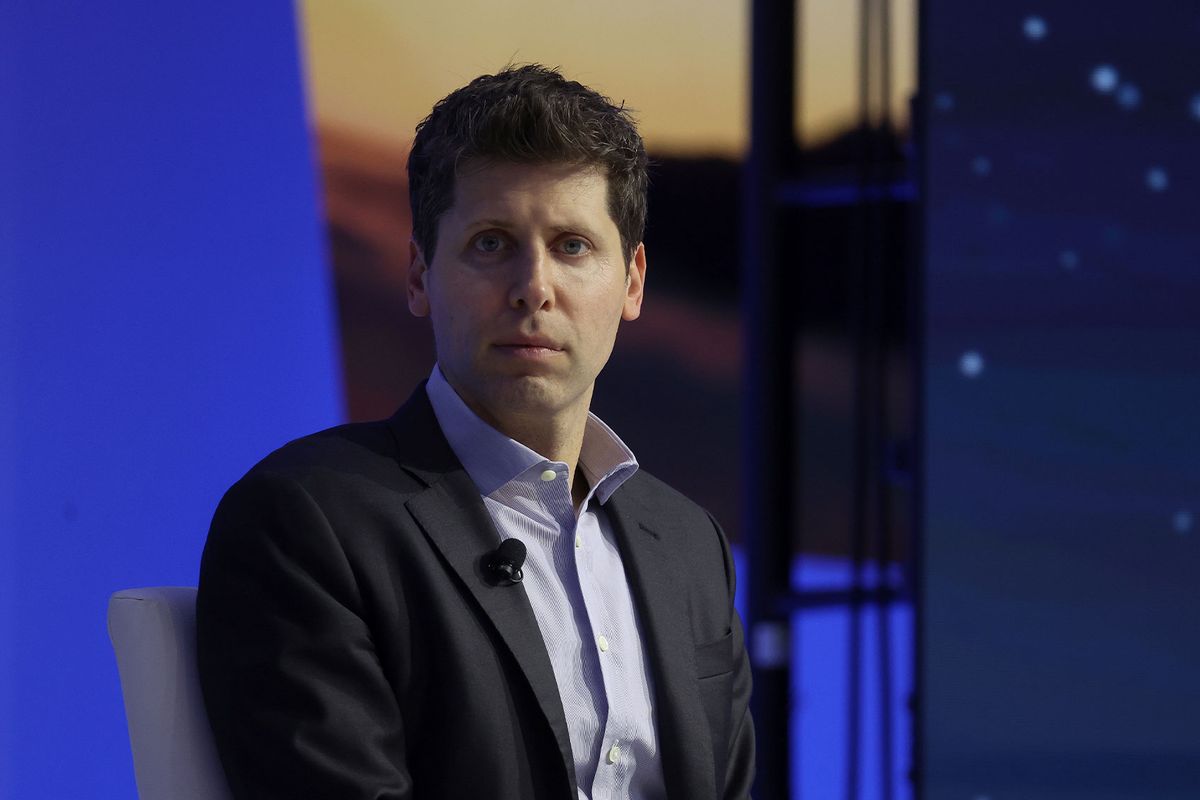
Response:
[407,64,648,265]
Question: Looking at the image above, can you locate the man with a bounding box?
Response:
[197,64,754,800]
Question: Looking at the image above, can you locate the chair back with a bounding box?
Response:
[108,586,231,800]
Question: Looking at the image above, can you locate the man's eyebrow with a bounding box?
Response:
[547,223,606,241]
[467,218,515,230]
[466,219,607,241]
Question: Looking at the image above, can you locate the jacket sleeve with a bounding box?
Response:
[724,611,755,799]
[196,471,412,799]
[709,511,756,800]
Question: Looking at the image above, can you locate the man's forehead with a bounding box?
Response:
[445,161,615,226]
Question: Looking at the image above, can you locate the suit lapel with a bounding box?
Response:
[606,485,717,800]
[387,389,578,796]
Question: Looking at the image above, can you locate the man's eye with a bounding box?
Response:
[473,234,506,253]
[560,238,590,256]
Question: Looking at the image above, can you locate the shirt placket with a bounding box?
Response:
[572,502,633,800]
[533,465,613,793]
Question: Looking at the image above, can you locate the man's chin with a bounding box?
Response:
[475,373,591,421]
[491,374,567,411]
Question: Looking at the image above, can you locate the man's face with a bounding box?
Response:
[407,161,646,430]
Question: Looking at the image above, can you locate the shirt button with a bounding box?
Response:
[597,635,609,652]
[575,533,582,549]
[540,468,557,482]
[607,743,621,764]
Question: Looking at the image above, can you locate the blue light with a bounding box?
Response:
[1091,65,1119,94]
[1174,510,1193,534]
[1115,83,1141,110]
[959,351,985,378]
[1190,93,1200,121]
[1023,16,1048,40]
[1059,250,1079,270]
[934,91,955,112]
[971,156,992,177]
[1145,166,1169,192]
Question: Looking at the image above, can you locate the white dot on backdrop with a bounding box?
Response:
[1173,510,1193,534]
[1091,65,1119,93]
[959,351,985,378]
[1146,167,1169,192]
[934,91,955,112]
[1116,83,1141,110]
[971,156,992,177]
[1023,16,1048,40]
[1190,93,1200,121]
[1059,250,1079,270]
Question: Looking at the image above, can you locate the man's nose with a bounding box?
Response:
[507,245,553,311]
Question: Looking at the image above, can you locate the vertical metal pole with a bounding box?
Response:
[743,0,796,797]
[846,2,876,797]
[875,7,897,797]
[911,1,930,794]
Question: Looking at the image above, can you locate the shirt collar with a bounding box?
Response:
[425,364,638,504]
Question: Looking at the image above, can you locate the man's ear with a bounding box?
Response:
[408,240,431,317]
[622,242,647,321]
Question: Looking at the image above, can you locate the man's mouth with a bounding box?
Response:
[493,337,565,359]
[495,336,563,351]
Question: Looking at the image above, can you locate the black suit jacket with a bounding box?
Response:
[197,387,754,799]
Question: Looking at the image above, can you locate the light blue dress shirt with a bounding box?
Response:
[426,365,667,800]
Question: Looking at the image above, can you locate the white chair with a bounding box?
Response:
[108,586,232,800]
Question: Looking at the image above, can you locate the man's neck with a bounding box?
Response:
[492,405,590,506]
[445,385,590,507]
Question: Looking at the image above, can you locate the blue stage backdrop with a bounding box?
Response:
[921,2,1200,798]
[0,3,341,797]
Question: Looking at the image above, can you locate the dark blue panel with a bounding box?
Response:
[0,2,341,796]
[922,2,1200,798]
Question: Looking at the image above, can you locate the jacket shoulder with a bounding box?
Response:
[620,468,715,524]
[237,418,420,496]
[251,419,388,471]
